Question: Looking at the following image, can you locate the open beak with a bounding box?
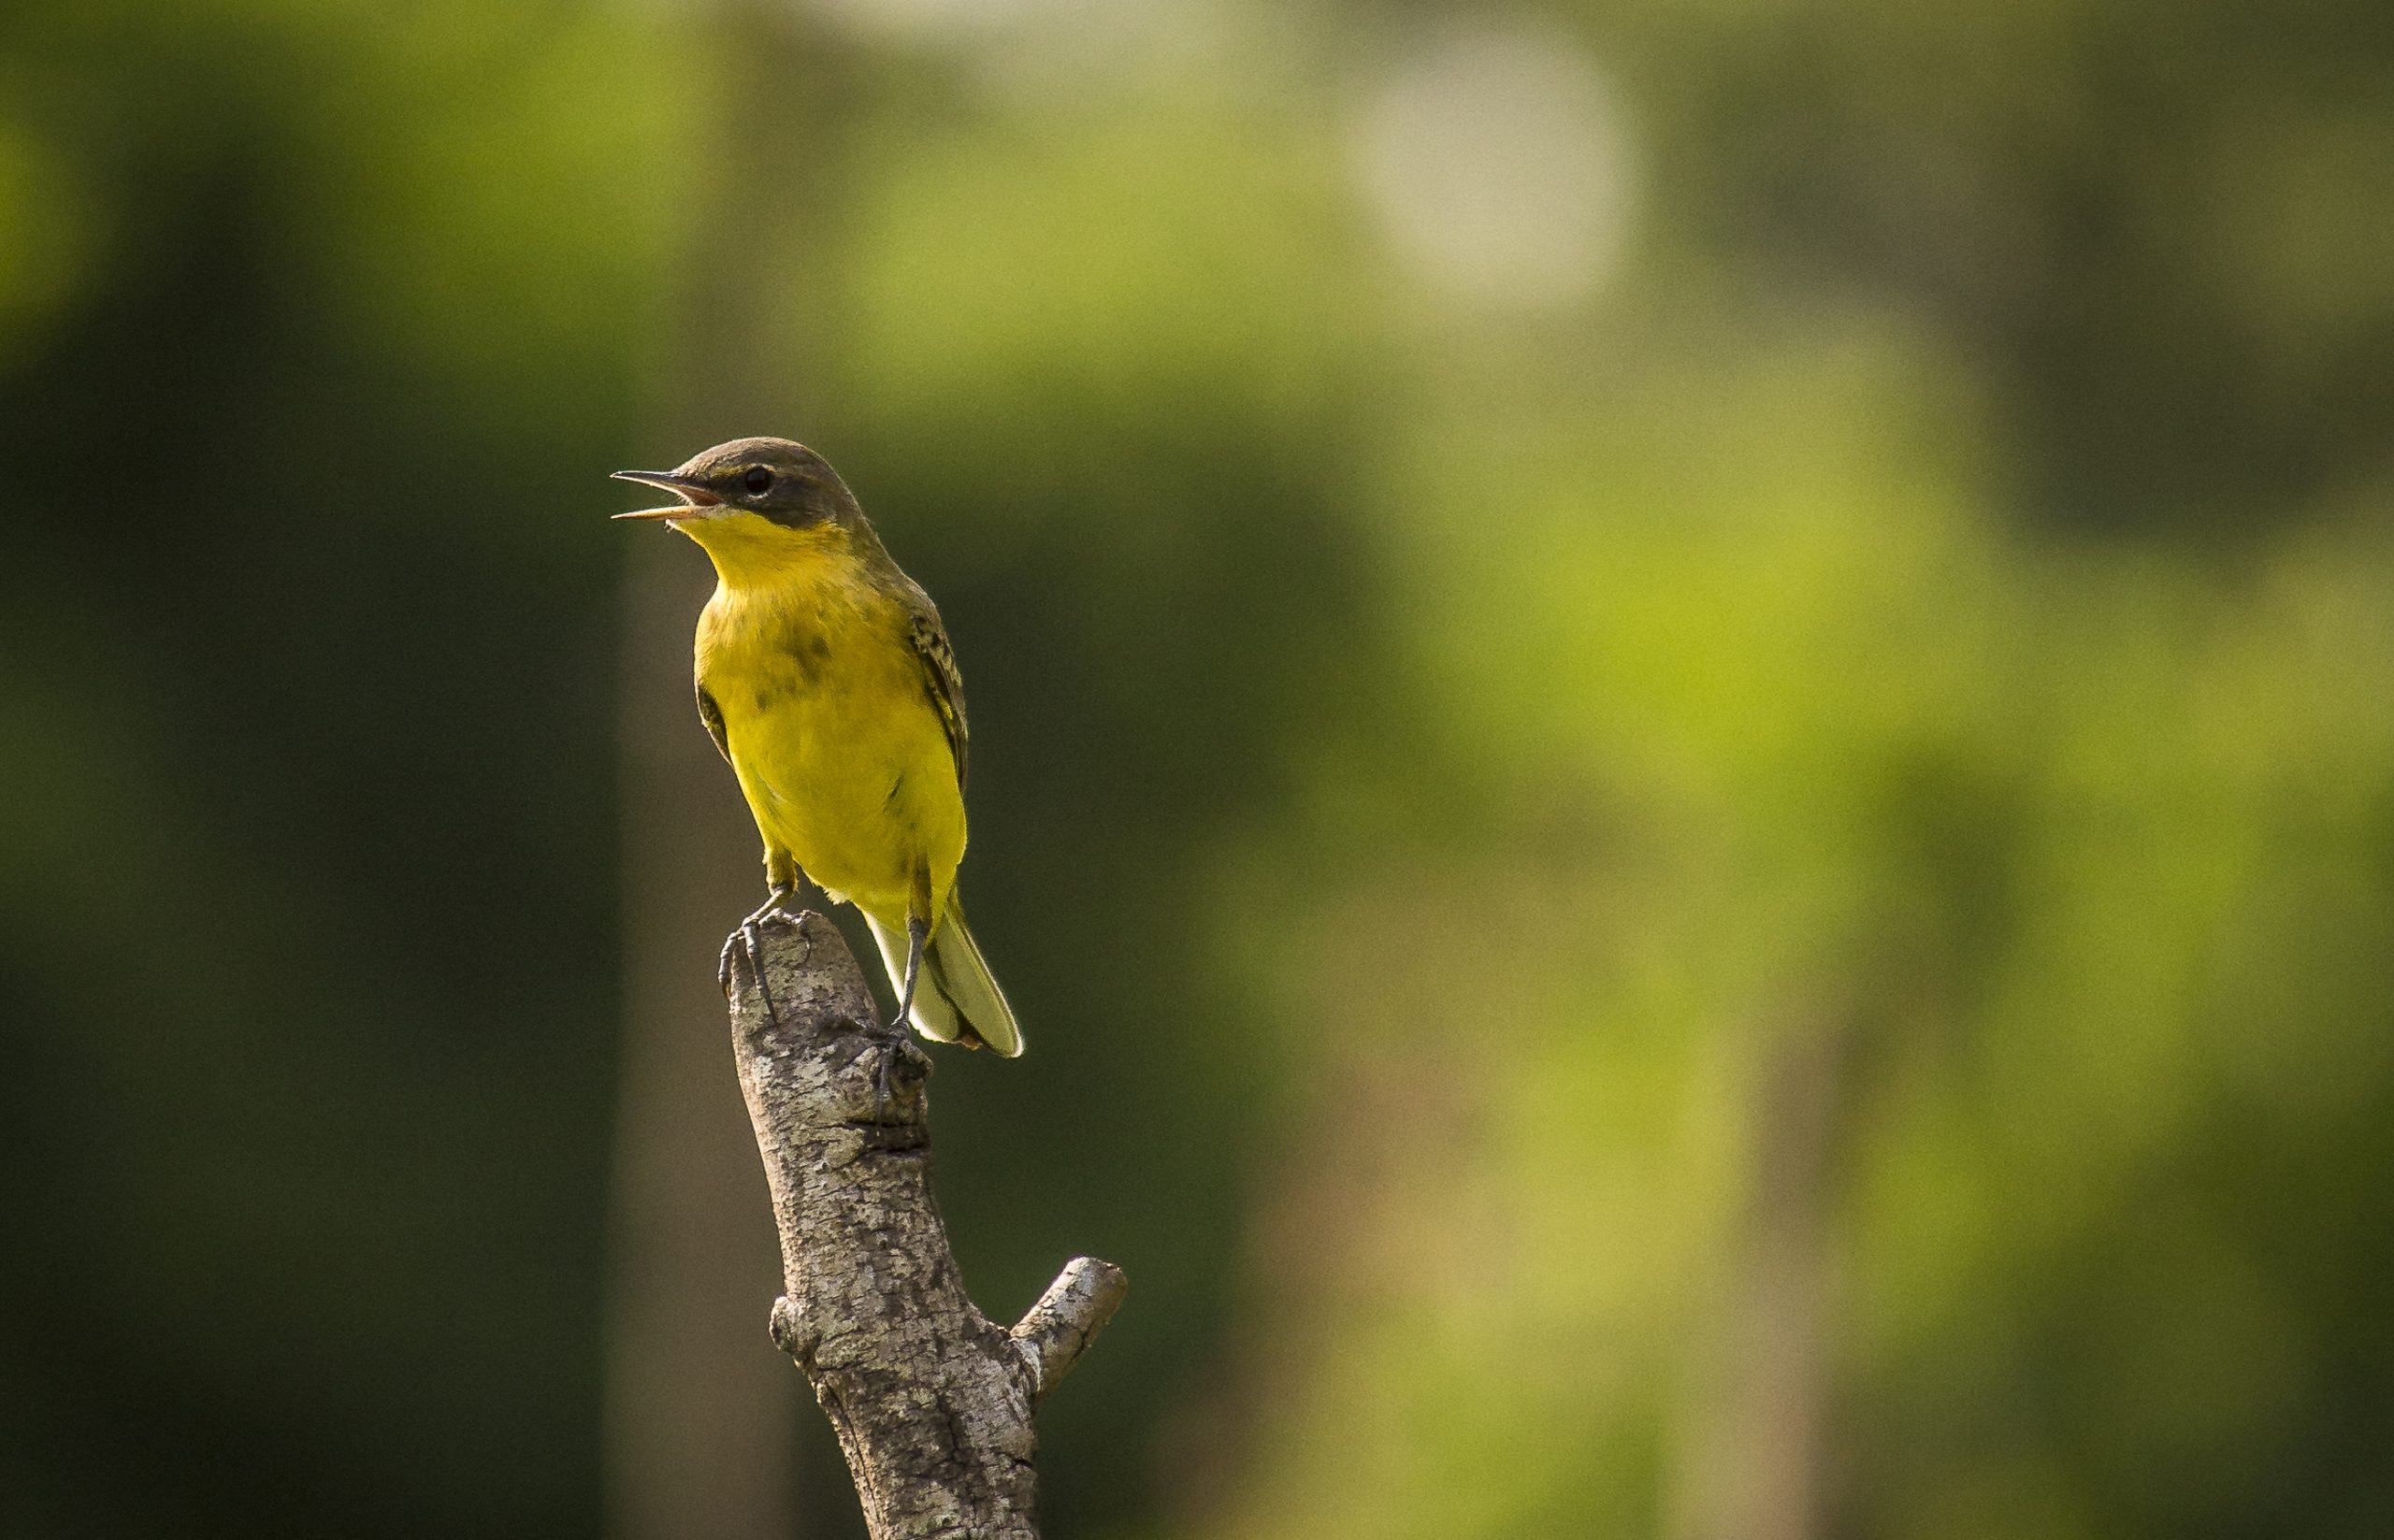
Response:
[611,469,722,520]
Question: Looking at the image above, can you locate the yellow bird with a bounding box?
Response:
[613,437,1021,1058]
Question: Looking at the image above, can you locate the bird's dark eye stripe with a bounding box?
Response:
[743,466,773,495]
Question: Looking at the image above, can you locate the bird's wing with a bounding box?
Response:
[907,598,969,791]
[695,682,731,764]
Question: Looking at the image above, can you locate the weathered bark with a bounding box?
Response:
[724,908,1126,1539]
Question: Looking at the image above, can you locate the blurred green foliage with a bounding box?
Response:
[3,2,2391,1538]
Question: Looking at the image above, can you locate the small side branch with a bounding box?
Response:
[1012,1257,1130,1406]
[721,910,1125,1539]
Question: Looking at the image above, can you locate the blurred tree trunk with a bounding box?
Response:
[1673,1011,1854,1540]
[611,536,798,1540]
[606,10,856,1538]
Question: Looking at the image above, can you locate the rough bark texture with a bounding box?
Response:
[723,908,1126,1540]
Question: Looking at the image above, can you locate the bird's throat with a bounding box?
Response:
[678,510,852,593]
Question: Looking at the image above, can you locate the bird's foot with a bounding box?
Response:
[869,1015,924,1122]
[720,884,803,1022]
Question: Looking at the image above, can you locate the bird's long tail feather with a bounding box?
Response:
[866,897,1022,1057]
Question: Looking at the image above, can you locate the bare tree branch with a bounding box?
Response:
[723,908,1125,1539]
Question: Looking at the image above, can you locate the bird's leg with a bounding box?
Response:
[887,914,928,1033]
[873,914,930,1115]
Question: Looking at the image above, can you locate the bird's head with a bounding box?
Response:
[613,438,858,536]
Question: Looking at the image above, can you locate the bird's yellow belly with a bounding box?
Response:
[714,634,964,925]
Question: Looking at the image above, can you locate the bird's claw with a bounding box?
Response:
[869,1018,922,1121]
[728,884,801,1026]
[742,916,777,1027]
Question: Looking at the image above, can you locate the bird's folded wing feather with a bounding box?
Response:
[696,683,731,764]
[907,598,968,791]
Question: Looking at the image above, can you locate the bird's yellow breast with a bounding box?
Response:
[687,520,964,925]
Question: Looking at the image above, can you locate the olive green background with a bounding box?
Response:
[5,3,2393,1537]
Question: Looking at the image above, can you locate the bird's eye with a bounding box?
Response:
[742,467,773,496]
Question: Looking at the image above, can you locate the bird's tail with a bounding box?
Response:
[866,896,1023,1058]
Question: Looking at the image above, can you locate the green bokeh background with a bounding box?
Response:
[5,2,2393,1537]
